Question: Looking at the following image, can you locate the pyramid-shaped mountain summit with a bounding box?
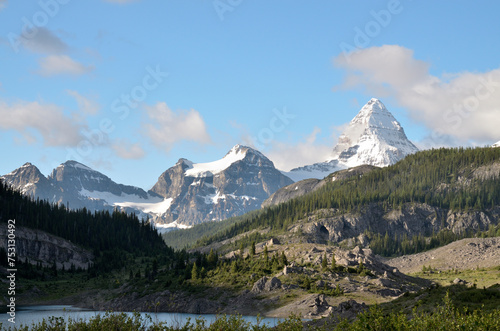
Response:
[287,98,419,181]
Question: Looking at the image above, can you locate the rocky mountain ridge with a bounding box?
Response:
[1,161,163,217]
[1,145,293,229]
[151,145,293,226]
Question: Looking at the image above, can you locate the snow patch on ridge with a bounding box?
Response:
[155,221,192,233]
[184,145,247,177]
[60,161,94,172]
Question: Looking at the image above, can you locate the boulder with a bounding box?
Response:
[251,277,268,293]
[330,300,368,320]
[267,238,280,246]
[264,277,282,292]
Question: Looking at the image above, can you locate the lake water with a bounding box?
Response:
[0,305,283,329]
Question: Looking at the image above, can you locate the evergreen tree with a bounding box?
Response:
[191,263,199,280]
[281,251,288,266]
[207,248,218,267]
[321,252,328,271]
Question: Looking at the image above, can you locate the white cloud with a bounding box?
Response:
[334,45,500,144]
[19,27,67,54]
[0,100,85,146]
[142,102,211,151]
[112,139,145,159]
[0,0,7,10]
[263,128,333,171]
[67,90,100,114]
[38,55,94,76]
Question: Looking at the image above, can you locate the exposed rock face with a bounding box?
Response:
[0,224,93,270]
[151,145,294,226]
[294,203,500,245]
[263,165,376,207]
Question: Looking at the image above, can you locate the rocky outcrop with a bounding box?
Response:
[293,203,500,245]
[302,294,332,318]
[0,224,93,270]
[302,299,369,327]
[251,276,282,293]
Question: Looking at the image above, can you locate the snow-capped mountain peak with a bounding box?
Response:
[150,144,293,226]
[287,98,418,181]
[332,98,417,165]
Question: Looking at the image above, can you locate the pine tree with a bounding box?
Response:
[281,251,288,266]
[321,252,328,271]
[207,248,218,267]
[191,263,199,280]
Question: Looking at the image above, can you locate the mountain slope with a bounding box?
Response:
[286,98,418,181]
[263,165,377,208]
[151,145,294,226]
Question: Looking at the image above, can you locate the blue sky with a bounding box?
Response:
[1,0,499,189]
